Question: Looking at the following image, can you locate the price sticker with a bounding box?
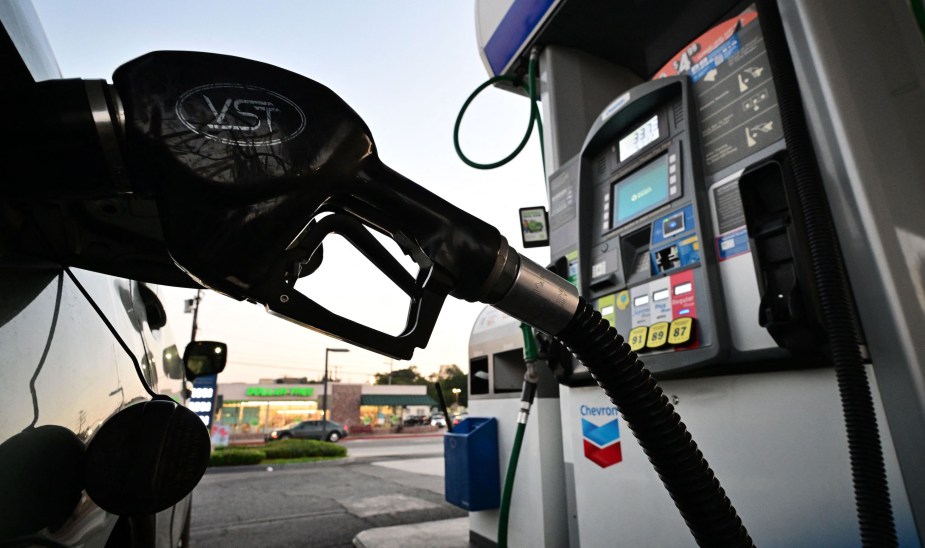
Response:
[628,326,648,352]
[668,317,695,345]
[646,322,670,349]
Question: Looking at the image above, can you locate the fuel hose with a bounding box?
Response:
[756,1,897,544]
[493,255,754,547]
[913,0,925,39]
[497,323,540,548]
[556,299,754,547]
[454,49,545,173]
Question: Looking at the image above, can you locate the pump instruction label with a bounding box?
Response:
[549,168,577,229]
[654,5,784,175]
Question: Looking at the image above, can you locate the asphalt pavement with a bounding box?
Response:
[189,434,469,548]
[347,455,470,548]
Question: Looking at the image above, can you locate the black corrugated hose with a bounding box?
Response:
[756,1,897,545]
[557,300,754,547]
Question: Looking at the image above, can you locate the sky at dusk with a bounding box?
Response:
[32,1,548,383]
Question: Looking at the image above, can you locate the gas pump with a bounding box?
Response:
[470,0,925,546]
[465,307,567,547]
[3,1,923,546]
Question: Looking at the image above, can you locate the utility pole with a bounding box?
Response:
[186,289,202,342]
[322,348,349,440]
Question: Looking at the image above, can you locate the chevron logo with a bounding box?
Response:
[581,408,623,468]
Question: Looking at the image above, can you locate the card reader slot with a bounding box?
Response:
[621,225,652,285]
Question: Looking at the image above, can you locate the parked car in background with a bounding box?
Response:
[267,420,348,442]
[430,414,447,428]
[453,413,469,426]
[402,415,429,427]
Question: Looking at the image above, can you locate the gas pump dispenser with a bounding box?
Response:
[543,5,795,386]
[576,75,729,375]
[4,1,923,546]
[470,0,925,546]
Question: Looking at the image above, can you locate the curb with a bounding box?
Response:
[224,431,445,448]
[204,450,445,475]
[352,518,469,548]
[346,432,444,441]
[204,456,358,474]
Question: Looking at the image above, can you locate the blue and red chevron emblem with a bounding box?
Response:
[582,417,622,468]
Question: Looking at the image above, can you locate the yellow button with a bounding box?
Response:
[668,317,695,345]
[628,326,648,352]
[646,322,670,349]
[616,290,630,311]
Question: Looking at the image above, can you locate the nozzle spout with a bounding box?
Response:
[491,255,580,336]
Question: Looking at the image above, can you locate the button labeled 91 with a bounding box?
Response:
[628,326,648,352]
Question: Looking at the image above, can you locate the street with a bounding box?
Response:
[190,435,462,547]
[340,434,444,459]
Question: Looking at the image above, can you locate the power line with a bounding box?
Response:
[226,348,419,371]
[227,355,376,373]
[226,359,383,375]
[195,328,326,354]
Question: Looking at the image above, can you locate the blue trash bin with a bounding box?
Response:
[444,417,500,511]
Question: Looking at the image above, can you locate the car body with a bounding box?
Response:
[453,413,469,426]
[267,420,349,442]
[0,266,193,546]
[0,5,196,546]
[430,414,447,428]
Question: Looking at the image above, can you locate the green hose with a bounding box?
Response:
[454,50,545,174]
[913,0,925,40]
[498,324,540,548]
[498,421,527,548]
[520,322,539,362]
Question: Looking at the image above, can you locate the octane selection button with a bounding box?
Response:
[668,317,695,345]
[646,322,669,349]
[628,326,648,352]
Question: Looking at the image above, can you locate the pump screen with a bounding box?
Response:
[612,154,670,227]
[619,115,659,161]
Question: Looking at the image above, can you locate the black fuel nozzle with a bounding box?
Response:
[111,51,578,359]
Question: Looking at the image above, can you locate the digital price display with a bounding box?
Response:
[612,154,670,227]
[619,115,660,161]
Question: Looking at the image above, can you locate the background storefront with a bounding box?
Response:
[216,381,437,435]
[359,395,436,426]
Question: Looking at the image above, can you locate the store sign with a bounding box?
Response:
[246,386,314,397]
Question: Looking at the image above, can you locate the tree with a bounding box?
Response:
[373,365,429,386]
[430,364,468,408]
[372,364,469,408]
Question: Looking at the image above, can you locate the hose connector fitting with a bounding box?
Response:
[493,255,579,336]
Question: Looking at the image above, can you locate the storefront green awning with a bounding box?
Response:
[361,395,438,406]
